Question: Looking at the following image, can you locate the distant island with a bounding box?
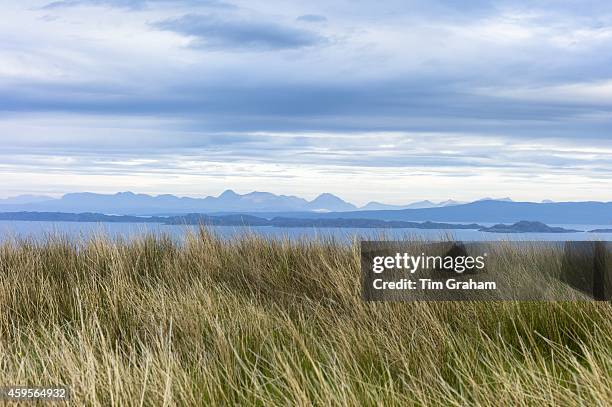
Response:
[0,211,481,229]
[479,221,581,233]
[0,212,597,234]
[166,215,484,230]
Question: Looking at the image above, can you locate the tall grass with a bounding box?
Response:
[0,228,610,405]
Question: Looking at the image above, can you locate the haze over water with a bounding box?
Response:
[0,221,608,243]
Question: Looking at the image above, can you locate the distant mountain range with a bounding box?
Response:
[0,191,354,214]
[0,190,468,215]
[0,191,609,225]
[360,199,465,210]
[305,200,612,225]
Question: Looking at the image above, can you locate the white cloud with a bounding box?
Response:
[476,80,612,104]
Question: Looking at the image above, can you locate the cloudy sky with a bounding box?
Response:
[1,0,611,204]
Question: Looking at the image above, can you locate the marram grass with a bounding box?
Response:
[0,229,610,406]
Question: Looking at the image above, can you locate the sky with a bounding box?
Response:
[0,0,611,205]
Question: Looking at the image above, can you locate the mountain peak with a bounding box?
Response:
[308,193,356,211]
[313,192,339,200]
[219,189,239,198]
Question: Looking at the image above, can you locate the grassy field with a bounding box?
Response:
[0,229,610,406]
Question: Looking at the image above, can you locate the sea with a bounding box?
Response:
[0,220,609,243]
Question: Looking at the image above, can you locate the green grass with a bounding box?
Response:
[0,229,610,406]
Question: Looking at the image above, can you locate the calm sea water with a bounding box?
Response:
[0,220,609,243]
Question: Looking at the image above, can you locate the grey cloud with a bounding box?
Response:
[296,14,327,23]
[2,76,611,140]
[41,0,234,10]
[152,13,326,50]
[41,0,84,9]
